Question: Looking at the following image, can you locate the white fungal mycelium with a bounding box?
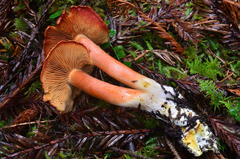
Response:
[120,78,219,157]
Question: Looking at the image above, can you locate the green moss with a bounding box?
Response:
[14,2,26,11]
[187,57,224,80]
[197,79,228,112]
[14,17,28,31]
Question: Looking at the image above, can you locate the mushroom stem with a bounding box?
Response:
[69,69,145,107]
[69,69,219,157]
[75,35,175,97]
[75,35,144,87]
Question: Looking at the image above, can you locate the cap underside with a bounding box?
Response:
[41,41,93,112]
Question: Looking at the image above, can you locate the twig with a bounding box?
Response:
[0,119,56,131]
[220,71,234,82]
[165,136,181,159]
[111,147,152,159]
[206,49,226,65]
[134,50,149,61]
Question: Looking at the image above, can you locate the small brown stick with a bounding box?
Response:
[0,119,56,131]
[207,151,226,159]
[220,70,234,82]
[134,50,149,61]
[206,49,226,65]
[165,136,181,159]
[37,110,43,132]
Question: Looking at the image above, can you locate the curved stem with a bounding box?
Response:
[75,35,174,98]
[68,69,218,157]
[69,69,146,107]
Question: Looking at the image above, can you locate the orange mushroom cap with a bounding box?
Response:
[41,41,93,112]
[44,5,109,57]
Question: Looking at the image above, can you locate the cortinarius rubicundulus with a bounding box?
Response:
[41,5,219,157]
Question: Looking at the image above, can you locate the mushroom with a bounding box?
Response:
[41,40,219,156]
[42,5,219,156]
[41,41,147,112]
[43,5,175,97]
[41,40,167,113]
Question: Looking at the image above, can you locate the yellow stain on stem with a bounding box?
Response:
[141,81,151,88]
[181,122,206,157]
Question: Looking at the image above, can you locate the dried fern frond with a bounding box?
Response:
[0,0,55,119]
[0,52,43,116]
[208,116,240,156]
[0,0,13,30]
[106,0,185,54]
[1,106,152,158]
[210,0,240,51]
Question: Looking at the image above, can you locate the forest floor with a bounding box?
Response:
[0,0,240,158]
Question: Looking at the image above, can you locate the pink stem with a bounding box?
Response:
[69,69,145,106]
[75,35,156,92]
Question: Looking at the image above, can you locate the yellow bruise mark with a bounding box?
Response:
[141,81,151,88]
[182,122,204,157]
[182,129,202,156]
[138,96,145,103]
